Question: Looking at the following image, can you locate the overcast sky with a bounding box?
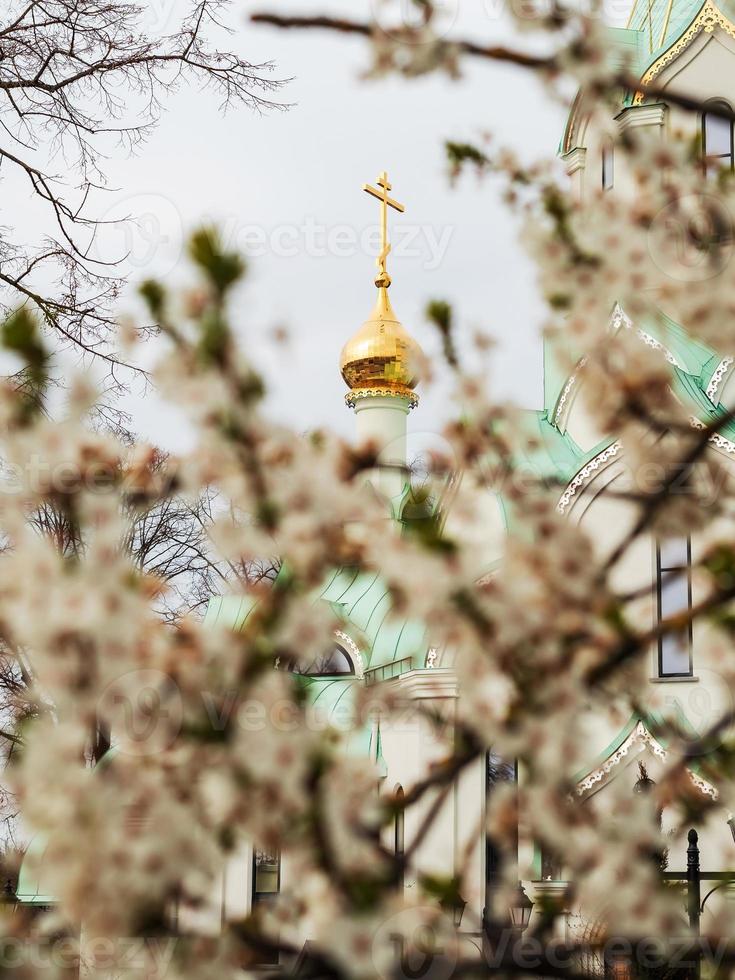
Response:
[10,0,630,451]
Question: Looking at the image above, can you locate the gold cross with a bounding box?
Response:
[363,171,405,288]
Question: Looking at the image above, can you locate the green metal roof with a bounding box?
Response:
[626,0,704,64]
[204,593,258,631]
[16,836,55,906]
[639,309,718,377]
[607,25,650,75]
[617,0,735,92]
[205,577,430,676]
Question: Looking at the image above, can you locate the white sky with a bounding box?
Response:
[5,0,632,450]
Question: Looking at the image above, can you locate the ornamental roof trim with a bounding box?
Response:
[633,0,735,103]
[575,718,718,800]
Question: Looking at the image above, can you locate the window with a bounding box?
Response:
[393,786,405,856]
[485,752,517,889]
[252,848,280,907]
[290,643,354,676]
[540,846,562,881]
[602,141,614,190]
[656,537,693,677]
[394,786,405,888]
[251,849,280,964]
[703,102,734,176]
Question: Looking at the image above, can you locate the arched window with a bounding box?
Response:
[291,642,355,677]
[601,140,614,190]
[703,102,734,176]
[656,537,693,678]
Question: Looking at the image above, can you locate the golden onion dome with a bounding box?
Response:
[340,287,423,409]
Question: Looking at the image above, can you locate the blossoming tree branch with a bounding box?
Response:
[0,0,734,978]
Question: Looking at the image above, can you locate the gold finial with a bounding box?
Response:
[341,170,422,410]
[363,171,405,289]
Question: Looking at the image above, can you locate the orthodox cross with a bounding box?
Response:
[363,171,405,288]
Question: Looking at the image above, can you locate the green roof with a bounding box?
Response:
[16,836,55,906]
[204,575,429,676]
[618,0,735,82]
[607,25,650,75]
[626,0,704,63]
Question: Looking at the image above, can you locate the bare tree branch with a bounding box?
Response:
[0,0,285,405]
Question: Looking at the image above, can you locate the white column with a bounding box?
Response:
[353,394,411,501]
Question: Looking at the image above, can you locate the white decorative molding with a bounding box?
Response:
[561,146,587,177]
[576,720,718,800]
[557,441,623,514]
[554,357,588,428]
[706,357,734,401]
[612,303,682,365]
[689,417,735,455]
[558,413,735,516]
[690,771,718,798]
[335,630,365,679]
[530,880,570,909]
[554,373,578,426]
[709,432,735,454]
[637,329,681,367]
[392,668,458,700]
[346,388,418,410]
[615,103,667,132]
[554,306,680,433]
[611,303,632,331]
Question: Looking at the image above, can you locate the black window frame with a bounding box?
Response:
[655,537,694,678]
[702,100,735,176]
